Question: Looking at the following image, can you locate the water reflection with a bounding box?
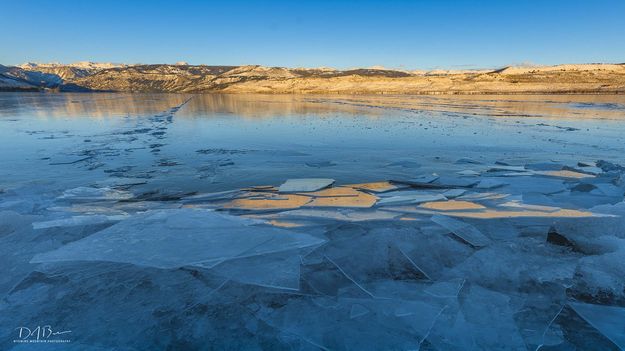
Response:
[2,93,625,120]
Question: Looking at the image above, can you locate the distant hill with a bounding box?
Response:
[0,64,60,91]
[2,62,625,94]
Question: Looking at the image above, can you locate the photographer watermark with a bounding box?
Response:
[13,325,72,344]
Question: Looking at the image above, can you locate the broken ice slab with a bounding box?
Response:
[93,178,148,188]
[458,285,527,350]
[385,160,422,168]
[431,214,491,247]
[243,185,278,191]
[46,204,128,216]
[403,199,597,218]
[303,187,378,208]
[569,302,625,350]
[0,210,38,237]
[347,181,408,193]
[223,193,312,210]
[261,219,321,228]
[578,161,597,168]
[571,183,598,193]
[384,196,598,218]
[300,187,363,198]
[432,176,479,188]
[181,189,245,203]
[420,200,486,211]
[498,177,566,195]
[526,162,562,171]
[442,189,467,198]
[377,189,443,198]
[494,171,536,177]
[592,183,625,197]
[350,304,370,319]
[391,174,439,187]
[224,194,312,210]
[577,166,603,175]
[455,157,482,164]
[58,186,133,202]
[0,199,36,213]
[521,192,559,207]
[278,178,335,192]
[456,170,480,177]
[31,209,325,270]
[475,179,508,189]
[424,278,466,298]
[440,208,597,219]
[208,248,305,290]
[275,208,399,222]
[546,226,578,249]
[496,159,532,166]
[305,160,337,168]
[255,296,436,350]
[536,170,595,179]
[32,215,128,229]
[323,233,431,289]
[377,193,447,206]
[487,165,527,172]
[48,155,92,165]
[498,200,561,213]
[130,189,196,202]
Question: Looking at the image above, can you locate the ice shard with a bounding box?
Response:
[377,193,446,206]
[32,215,127,229]
[206,248,308,290]
[58,186,133,202]
[431,214,491,247]
[569,302,625,350]
[31,209,326,269]
[278,178,335,192]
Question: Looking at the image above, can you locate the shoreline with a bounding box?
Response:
[2,89,625,95]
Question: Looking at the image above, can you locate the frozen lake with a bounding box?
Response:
[2,93,625,350]
[2,93,625,191]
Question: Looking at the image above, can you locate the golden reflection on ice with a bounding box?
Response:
[224,193,312,210]
[439,208,596,219]
[300,187,365,197]
[213,176,607,223]
[266,220,306,228]
[347,181,403,193]
[304,187,378,208]
[419,200,486,211]
[537,170,595,179]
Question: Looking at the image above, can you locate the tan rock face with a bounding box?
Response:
[5,62,625,94]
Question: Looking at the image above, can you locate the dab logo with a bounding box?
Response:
[13,325,72,344]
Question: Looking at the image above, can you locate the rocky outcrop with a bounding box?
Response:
[69,64,237,92]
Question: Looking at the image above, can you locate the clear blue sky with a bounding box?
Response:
[2,0,624,69]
